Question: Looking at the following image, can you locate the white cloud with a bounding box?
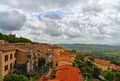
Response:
[0,0,120,44]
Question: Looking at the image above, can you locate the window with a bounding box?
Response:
[4,65,8,71]
[56,63,58,66]
[15,60,17,64]
[10,54,13,59]
[10,63,12,69]
[5,55,8,62]
[14,53,16,58]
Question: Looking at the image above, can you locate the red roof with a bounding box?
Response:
[0,44,15,51]
[39,65,82,81]
[85,56,91,59]
[33,43,51,49]
[116,66,120,69]
[47,80,59,81]
[94,58,120,69]
[54,55,73,63]
[94,58,110,66]
[52,44,62,49]
[56,71,82,81]
[40,76,44,81]
[55,65,82,81]
[110,64,116,67]
[40,76,60,81]
[16,47,30,53]
[55,65,80,72]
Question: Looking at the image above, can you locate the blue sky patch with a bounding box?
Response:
[36,13,44,19]
[36,10,75,20]
[46,10,65,16]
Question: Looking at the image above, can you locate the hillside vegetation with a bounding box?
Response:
[60,44,120,65]
[0,32,32,43]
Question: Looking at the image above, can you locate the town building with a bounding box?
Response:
[53,55,73,67]
[14,47,34,74]
[55,65,83,81]
[94,58,110,71]
[52,45,63,55]
[0,44,16,81]
[40,65,83,81]
[33,43,53,67]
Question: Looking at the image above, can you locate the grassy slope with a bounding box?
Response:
[60,44,120,65]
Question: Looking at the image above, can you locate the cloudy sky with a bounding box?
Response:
[0,0,120,44]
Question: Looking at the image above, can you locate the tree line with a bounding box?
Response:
[0,32,32,43]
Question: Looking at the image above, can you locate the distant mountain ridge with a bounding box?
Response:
[59,43,120,52]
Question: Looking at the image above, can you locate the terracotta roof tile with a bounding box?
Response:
[94,58,110,66]
[55,65,80,72]
[54,55,73,63]
[116,66,120,69]
[47,80,59,81]
[52,44,61,48]
[110,64,116,67]
[85,56,91,59]
[55,65,82,81]
[0,44,15,51]
[16,47,30,53]
[33,43,51,49]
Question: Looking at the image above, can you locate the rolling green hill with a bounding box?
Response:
[60,44,120,65]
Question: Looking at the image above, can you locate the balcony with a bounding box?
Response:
[14,63,27,74]
[14,63,27,69]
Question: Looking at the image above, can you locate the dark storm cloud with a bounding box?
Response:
[0,10,26,31]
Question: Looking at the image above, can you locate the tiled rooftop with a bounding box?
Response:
[0,44,15,51]
[110,64,116,67]
[85,56,91,59]
[55,65,80,72]
[40,65,82,81]
[94,58,110,66]
[55,65,82,81]
[54,55,73,63]
[116,66,120,69]
[16,47,30,53]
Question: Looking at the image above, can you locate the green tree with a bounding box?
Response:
[5,74,29,81]
[116,73,120,81]
[73,54,91,77]
[92,66,101,78]
[0,32,32,43]
[73,54,85,68]
[71,49,76,52]
[102,71,115,81]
